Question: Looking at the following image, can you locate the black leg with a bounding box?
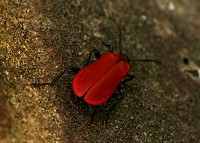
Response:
[101,41,113,52]
[85,49,101,66]
[89,107,97,125]
[95,85,123,127]
[32,48,102,88]
[103,103,118,127]
[89,105,115,128]
[32,67,80,87]
[102,74,135,126]
[113,74,135,102]
[122,73,135,84]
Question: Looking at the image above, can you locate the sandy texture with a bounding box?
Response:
[1,0,200,142]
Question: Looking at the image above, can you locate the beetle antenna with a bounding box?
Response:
[131,59,162,64]
[118,26,122,54]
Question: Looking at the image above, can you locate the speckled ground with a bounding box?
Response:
[1,0,200,143]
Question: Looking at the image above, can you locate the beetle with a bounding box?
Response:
[71,46,161,106]
[32,46,161,105]
[72,49,131,106]
[32,46,134,104]
[32,29,161,107]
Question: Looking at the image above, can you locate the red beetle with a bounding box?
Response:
[32,45,134,106]
[32,30,160,107]
[32,47,161,106]
[72,51,130,105]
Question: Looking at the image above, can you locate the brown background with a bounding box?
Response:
[1,0,200,142]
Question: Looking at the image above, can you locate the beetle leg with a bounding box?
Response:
[101,42,113,52]
[89,105,114,128]
[101,85,125,126]
[85,49,101,66]
[122,73,135,84]
[32,67,80,87]
[103,103,117,127]
[89,107,97,125]
[69,67,81,74]
[88,85,126,127]
[110,74,134,101]
[86,40,115,66]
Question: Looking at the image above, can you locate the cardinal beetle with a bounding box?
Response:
[32,29,161,106]
[71,45,161,105]
[73,49,132,105]
[32,46,133,105]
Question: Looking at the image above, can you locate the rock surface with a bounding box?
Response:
[1,0,200,142]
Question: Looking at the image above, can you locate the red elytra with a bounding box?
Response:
[72,51,130,106]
